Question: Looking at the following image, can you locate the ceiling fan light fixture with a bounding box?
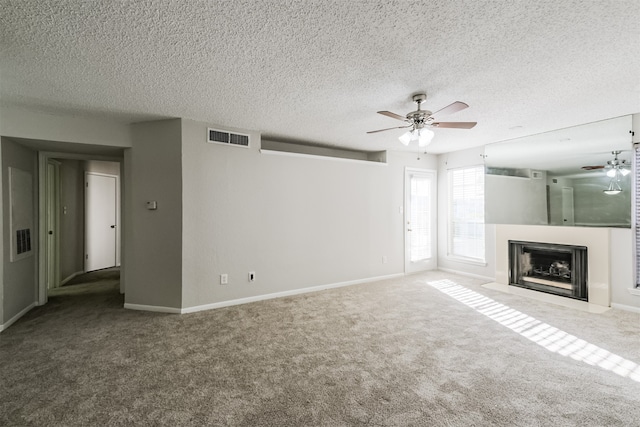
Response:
[606,168,617,178]
[418,128,435,147]
[620,168,631,176]
[604,178,622,195]
[368,93,476,146]
[399,131,412,146]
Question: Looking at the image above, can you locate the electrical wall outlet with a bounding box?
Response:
[220,274,228,285]
[248,271,255,282]
[382,256,388,264]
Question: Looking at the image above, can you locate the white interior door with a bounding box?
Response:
[562,187,575,226]
[405,168,437,273]
[85,173,117,272]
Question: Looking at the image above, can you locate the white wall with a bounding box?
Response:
[180,118,435,309]
[610,228,638,309]
[437,147,495,280]
[485,173,547,225]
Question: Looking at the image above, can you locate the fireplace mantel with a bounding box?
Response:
[495,225,610,307]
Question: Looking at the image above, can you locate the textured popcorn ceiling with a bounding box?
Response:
[1,0,639,153]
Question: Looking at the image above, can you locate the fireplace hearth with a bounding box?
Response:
[509,240,588,301]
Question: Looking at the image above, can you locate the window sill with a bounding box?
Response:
[446,255,487,267]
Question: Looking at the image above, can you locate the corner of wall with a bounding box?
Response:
[124,118,183,310]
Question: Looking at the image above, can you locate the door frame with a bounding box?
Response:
[84,171,119,272]
[37,152,124,306]
[404,167,437,274]
[562,186,575,226]
[45,159,61,290]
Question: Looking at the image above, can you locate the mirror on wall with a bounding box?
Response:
[484,115,633,227]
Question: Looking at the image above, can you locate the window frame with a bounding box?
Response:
[447,165,486,264]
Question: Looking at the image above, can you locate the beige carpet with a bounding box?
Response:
[1,270,639,426]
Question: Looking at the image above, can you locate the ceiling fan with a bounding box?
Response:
[581,151,631,177]
[367,93,477,147]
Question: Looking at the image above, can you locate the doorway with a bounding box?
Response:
[405,168,437,273]
[38,153,123,305]
[562,187,575,226]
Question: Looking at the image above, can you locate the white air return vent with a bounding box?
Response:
[207,128,249,148]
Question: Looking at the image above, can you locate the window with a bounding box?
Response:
[449,166,485,262]
[409,173,432,262]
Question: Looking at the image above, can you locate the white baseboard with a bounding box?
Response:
[438,268,495,282]
[124,273,405,315]
[123,303,181,314]
[611,303,640,314]
[60,270,85,286]
[0,302,37,332]
[181,273,405,314]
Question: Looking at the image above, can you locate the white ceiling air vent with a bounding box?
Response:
[207,128,250,148]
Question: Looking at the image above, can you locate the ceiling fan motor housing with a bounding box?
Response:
[407,93,432,128]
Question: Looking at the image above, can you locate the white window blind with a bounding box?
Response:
[409,174,431,262]
[635,145,640,287]
[449,166,485,261]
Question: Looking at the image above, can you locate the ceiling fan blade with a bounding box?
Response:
[377,111,408,122]
[581,165,605,170]
[431,101,469,117]
[432,121,477,129]
[367,125,412,134]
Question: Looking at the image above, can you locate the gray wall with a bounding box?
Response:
[2,137,38,324]
[0,106,132,148]
[125,119,183,309]
[180,118,434,309]
[58,159,84,282]
[85,160,121,176]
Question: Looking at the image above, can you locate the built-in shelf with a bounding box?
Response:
[261,139,387,164]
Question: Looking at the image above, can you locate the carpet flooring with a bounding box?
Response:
[1,271,639,426]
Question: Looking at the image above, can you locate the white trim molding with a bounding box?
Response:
[181,273,404,314]
[123,303,182,314]
[0,302,36,332]
[612,302,640,314]
[60,270,85,286]
[124,273,404,315]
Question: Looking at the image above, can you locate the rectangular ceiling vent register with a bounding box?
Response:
[207,128,249,148]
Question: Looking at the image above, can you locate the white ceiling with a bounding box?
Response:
[1,1,639,154]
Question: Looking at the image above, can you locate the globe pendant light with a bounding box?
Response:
[603,169,622,195]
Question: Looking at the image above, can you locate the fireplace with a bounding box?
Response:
[509,240,588,301]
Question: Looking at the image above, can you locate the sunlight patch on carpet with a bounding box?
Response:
[428,279,640,383]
